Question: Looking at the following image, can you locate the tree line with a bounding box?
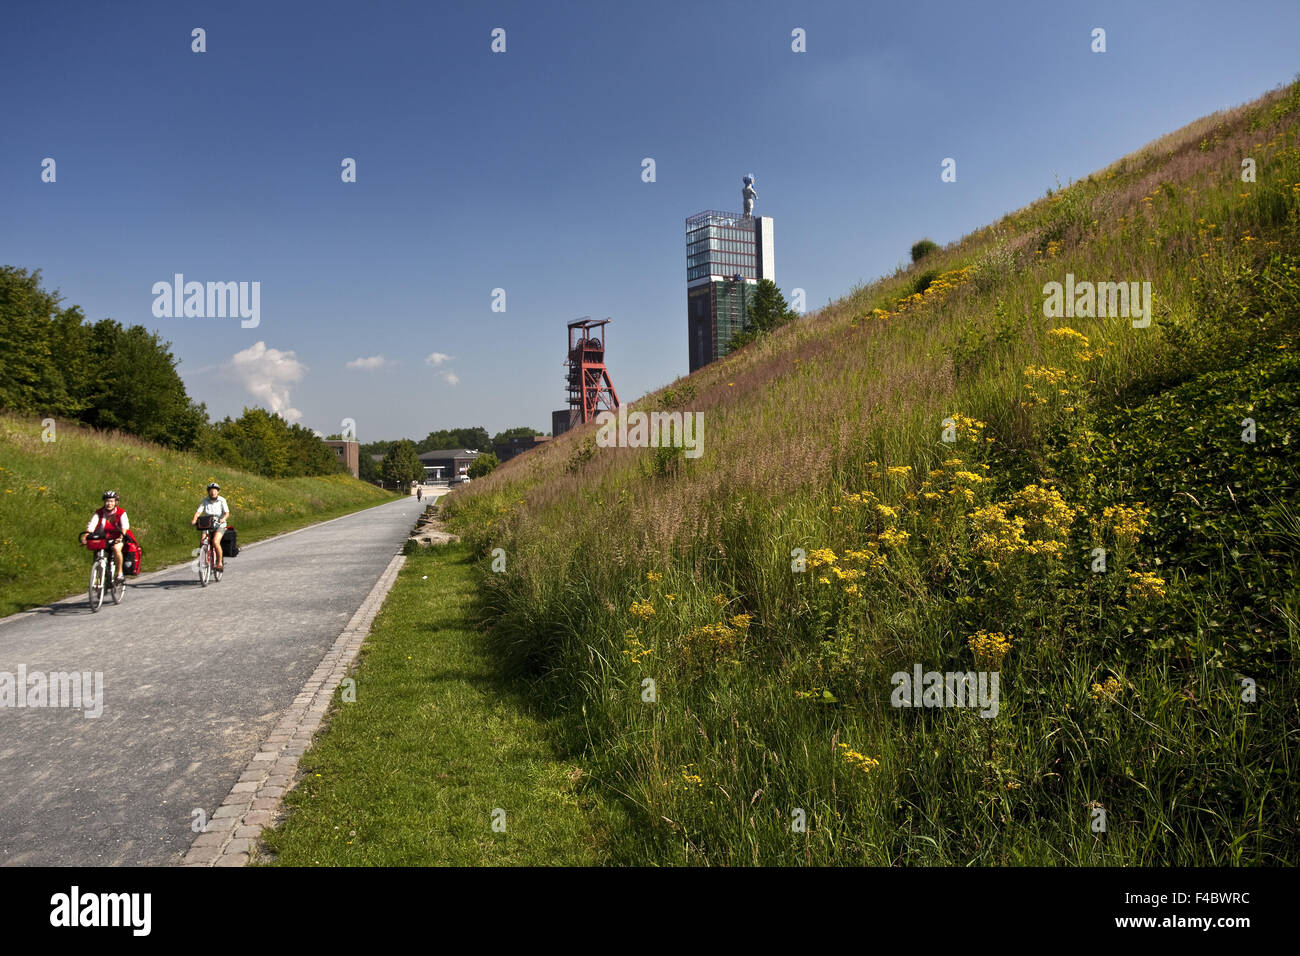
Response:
[1,266,341,478]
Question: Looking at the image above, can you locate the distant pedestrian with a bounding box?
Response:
[417,485,423,503]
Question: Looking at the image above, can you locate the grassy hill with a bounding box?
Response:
[443,80,1300,865]
[0,413,396,616]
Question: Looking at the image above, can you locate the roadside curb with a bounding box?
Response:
[180,552,406,866]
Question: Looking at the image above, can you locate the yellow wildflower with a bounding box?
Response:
[1090,676,1123,699]
[878,528,910,549]
[837,743,880,774]
[1103,503,1150,545]
[1024,365,1068,385]
[968,630,1013,670]
[808,548,838,569]
[622,632,654,664]
[1127,570,1166,601]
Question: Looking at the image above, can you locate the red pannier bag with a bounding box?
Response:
[123,531,143,575]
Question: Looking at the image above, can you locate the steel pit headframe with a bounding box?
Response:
[565,317,620,424]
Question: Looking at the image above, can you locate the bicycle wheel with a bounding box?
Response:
[198,540,210,586]
[89,558,104,612]
[213,554,223,583]
[111,562,126,604]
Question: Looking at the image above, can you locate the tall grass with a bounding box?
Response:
[442,80,1300,865]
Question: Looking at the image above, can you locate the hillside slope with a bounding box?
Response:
[444,81,1300,865]
[0,413,396,616]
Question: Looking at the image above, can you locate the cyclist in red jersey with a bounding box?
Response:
[79,490,131,583]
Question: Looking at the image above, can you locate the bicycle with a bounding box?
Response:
[195,516,224,586]
[85,532,125,611]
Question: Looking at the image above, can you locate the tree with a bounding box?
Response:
[358,438,411,482]
[286,420,341,476]
[360,438,402,459]
[467,452,499,478]
[381,440,424,487]
[491,426,543,445]
[359,451,381,484]
[0,266,82,417]
[728,279,799,351]
[0,266,207,448]
[83,320,207,449]
[199,407,338,478]
[417,427,490,453]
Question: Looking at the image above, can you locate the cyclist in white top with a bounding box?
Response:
[191,482,230,571]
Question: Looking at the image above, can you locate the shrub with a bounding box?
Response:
[467,452,499,478]
[911,268,940,295]
[910,238,939,262]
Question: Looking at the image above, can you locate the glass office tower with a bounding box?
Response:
[686,210,774,372]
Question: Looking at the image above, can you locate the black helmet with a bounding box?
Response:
[102,490,118,500]
[207,482,220,491]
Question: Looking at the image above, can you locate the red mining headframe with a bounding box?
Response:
[566,317,621,424]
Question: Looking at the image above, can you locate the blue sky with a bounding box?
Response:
[3,0,1297,442]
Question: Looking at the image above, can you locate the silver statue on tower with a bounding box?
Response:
[742,174,756,217]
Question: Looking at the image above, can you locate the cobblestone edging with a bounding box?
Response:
[181,553,406,866]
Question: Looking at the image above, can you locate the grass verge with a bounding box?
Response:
[259,543,622,866]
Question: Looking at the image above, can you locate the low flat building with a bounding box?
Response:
[417,448,480,483]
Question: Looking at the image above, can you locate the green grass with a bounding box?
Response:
[436,80,1300,865]
[260,544,623,866]
[0,412,397,616]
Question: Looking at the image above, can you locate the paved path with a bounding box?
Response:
[0,494,437,866]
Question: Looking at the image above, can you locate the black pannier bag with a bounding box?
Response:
[223,527,238,557]
[196,514,216,530]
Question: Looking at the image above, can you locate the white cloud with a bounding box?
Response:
[425,352,452,367]
[442,371,460,386]
[346,355,394,371]
[228,341,306,423]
